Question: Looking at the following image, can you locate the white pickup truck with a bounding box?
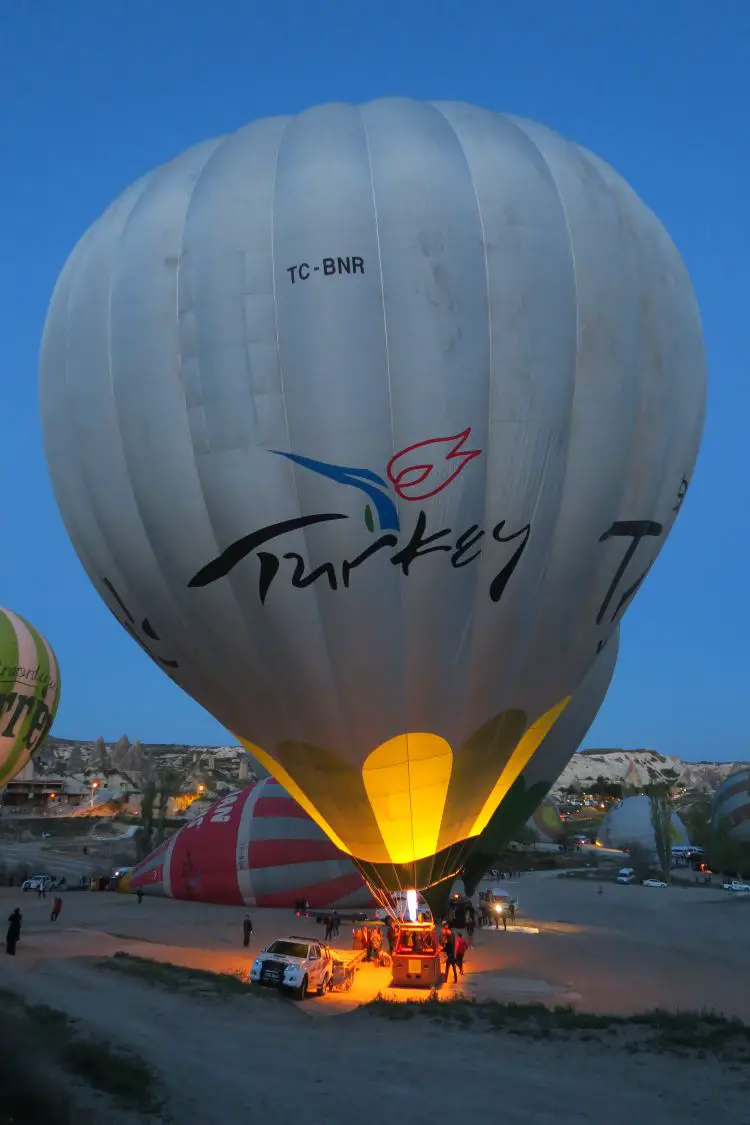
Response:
[250,936,333,1000]
[722,880,750,893]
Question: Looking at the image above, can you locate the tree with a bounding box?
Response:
[588,778,623,800]
[649,795,673,880]
[679,796,712,849]
[710,816,750,879]
[135,780,157,861]
[628,843,654,882]
[155,770,182,847]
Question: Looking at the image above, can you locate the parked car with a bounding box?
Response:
[642,879,667,888]
[250,937,333,1000]
[722,881,750,893]
[616,868,635,884]
[21,874,54,892]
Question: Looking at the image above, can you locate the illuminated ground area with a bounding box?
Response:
[1,874,749,1122]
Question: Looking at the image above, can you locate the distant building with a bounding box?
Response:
[1,760,87,812]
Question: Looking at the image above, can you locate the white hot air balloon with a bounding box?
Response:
[40,99,706,908]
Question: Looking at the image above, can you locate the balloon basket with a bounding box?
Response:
[389,922,443,989]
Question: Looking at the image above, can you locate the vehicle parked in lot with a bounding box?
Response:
[21,874,54,892]
[374,891,432,923]
[487,887,519,914]
[616,868,636,884]
[250,937,333,1000]
[642,879,667,888]
[722,880,750,893]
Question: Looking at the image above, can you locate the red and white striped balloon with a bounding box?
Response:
[125,778,374,908]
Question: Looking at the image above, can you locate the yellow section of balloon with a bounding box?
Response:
[238,695,570,868]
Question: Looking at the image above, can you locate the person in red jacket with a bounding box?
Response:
[455,931,468,976]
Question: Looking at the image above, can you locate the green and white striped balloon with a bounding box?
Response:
[0,606,60,787]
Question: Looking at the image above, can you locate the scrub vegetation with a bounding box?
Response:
[0,987,165,1122]
[363,994,750,1063]
[97,950,252,998]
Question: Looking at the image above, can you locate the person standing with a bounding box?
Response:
[50,896,63,922]
[242,913,253,947]
[443,927,458,984]
[466,910,476,947]
[455,931,468,976]
[324,915,333,942]
[6,909,22,956]
[370,925,382,962]
[331,909,340,938]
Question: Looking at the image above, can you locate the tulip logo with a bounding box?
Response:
[386,429,481,502]
[273,427,482,533]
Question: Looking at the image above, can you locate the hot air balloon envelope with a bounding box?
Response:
[711,769,750,846]
[0,606,60,787]
[40,98,706,900]
[124,779,373,908]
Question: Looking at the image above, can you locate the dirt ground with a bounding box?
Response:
[1,872,749,1123]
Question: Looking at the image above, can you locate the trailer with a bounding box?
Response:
[328,947,367,992]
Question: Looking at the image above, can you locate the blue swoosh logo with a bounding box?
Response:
[272,451,400,531]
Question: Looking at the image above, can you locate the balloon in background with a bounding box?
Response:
[40,99,706,906]
[596,795,690,851]
[122,777,373,908]
[0,606,61,787]
[527,799,566,845]
[462,628,619,891]
[711,768,750,846]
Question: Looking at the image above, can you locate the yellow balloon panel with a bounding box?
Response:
[362,734,453,865]
[238,696,570,868]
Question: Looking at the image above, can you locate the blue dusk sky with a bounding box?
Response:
[1,1,747,759]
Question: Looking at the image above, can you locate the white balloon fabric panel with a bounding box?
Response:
[40,99,706,866]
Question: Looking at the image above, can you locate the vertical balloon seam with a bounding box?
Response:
[174,130,294,731]
[270,113,354,757]
[108,143,246,719]
[111,141,234,708]
[508,120,633,669]
[65,173,192,701]
[499,116,583,696]
[565,147,664,650]
[587,159,680,599]
[40,221,129,720]
[430,102,492,726]
[580,147,707,527]
[359,104,407,720]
